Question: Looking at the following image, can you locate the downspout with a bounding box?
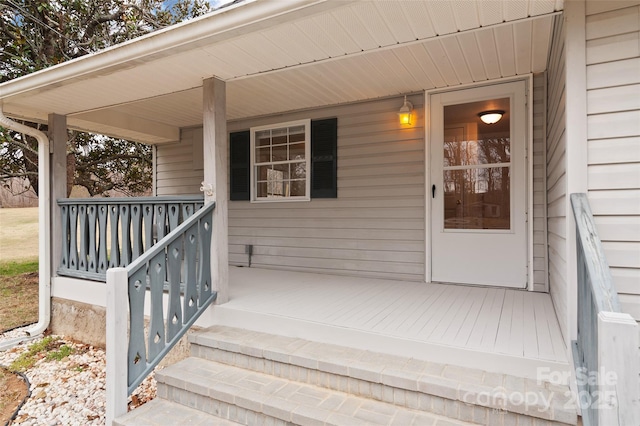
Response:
[0,106,51,337]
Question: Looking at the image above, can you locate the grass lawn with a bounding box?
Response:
[0,260,39,332]
[0,208,40,423]
[0,207,39,263]
[0,207,40,332]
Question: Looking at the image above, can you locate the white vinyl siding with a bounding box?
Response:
[227,96,426,281]
[586,1,640,320]
[532,73,549,292]
[155,97,425,280]
[155,127,204,196]
[546,15,568,338]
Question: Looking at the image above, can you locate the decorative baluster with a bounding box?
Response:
[142,204,154,249]
[120,205,131,266]
[131,204,143,261]
[69,205,79,270]
[182,203,195,221]
[128,267,147,386]
[166,237,183,340]
[183,222,199,322]
[167,204,180,232]
[198,214,212,306]
[87,205,98,273]
[78,205,88,271]
[155,205,167,240]
[109,205,120,268]
[147,252,166,361]
[60,205,70,269]
[97,205,108,273]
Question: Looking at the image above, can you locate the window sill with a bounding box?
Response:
[250,197,311,204]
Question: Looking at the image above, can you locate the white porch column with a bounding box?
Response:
[48,114,67,277]
[203,77,229,304]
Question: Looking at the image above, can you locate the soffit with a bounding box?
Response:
[0,0,563,143]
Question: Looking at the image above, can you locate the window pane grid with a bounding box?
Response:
[252,121,309,201]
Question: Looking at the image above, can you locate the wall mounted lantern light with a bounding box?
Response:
[398,95,413,125]
[478,110,504,125]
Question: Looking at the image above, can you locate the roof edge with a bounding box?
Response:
[0,0,343,101]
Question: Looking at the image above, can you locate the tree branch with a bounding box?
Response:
[85,8,125,38]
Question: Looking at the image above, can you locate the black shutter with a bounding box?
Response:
[229,130,250,201]
[311,118,338,198]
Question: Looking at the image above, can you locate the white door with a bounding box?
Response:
[430,81,528,288]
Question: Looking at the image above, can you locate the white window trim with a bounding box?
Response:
[250,119,311,203]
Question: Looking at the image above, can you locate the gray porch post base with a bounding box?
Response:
[203,77,229,304]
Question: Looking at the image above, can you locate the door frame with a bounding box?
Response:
[424,75,534,290]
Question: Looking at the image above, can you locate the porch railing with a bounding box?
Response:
[570,193,639,426]
[58,195,204,281]
[105,201,217,425]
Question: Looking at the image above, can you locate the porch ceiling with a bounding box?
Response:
[0,0,563,144]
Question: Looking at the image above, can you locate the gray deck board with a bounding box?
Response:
[225,267,567,365]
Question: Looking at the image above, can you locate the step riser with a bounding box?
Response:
[157,383,295,426]
[190,343,568,426]
[155,358,484,426]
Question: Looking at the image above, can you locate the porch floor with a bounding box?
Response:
[205,267,569,379]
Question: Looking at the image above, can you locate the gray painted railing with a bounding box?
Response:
[106,201,217,424]
[58,196,204,281]
[570,193,639,426]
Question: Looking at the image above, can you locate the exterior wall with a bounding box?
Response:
[227,96,426,281]
[157,96,426,281]
[156,127,204,196]
[585,0,640,320]
[156,92,548,287]
[546,15,568,338]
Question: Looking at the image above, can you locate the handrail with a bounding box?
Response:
[57,195,205,205]
[570,193,639,426]
[571,193,622,313]
[58,195,204,281]
[106,201,217,424]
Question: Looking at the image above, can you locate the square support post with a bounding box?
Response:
[105,268,129,425]
[203,77,229,304]
[597,311,640,425]
[48,114,67,277]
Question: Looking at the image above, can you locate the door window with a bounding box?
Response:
[443,98,511,230]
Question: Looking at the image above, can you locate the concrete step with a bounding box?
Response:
[189,326,577,426]
[113,398,243,425]
[157,356,479,426]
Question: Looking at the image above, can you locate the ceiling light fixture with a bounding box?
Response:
[478,110,505,125]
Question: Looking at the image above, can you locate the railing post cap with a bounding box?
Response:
[597,311,638,326]
[106,267,128,279]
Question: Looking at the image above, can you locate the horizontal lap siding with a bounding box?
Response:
[227,96,425,281]
[546,15,568,338]
[533,73,549,292]
[156,128,204,195]
[586,1,640,320]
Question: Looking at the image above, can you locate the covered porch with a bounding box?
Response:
[203,266,569,380]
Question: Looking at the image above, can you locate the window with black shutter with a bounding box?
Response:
[229,117,337,202]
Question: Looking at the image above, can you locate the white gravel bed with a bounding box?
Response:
[0,328,157,426]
